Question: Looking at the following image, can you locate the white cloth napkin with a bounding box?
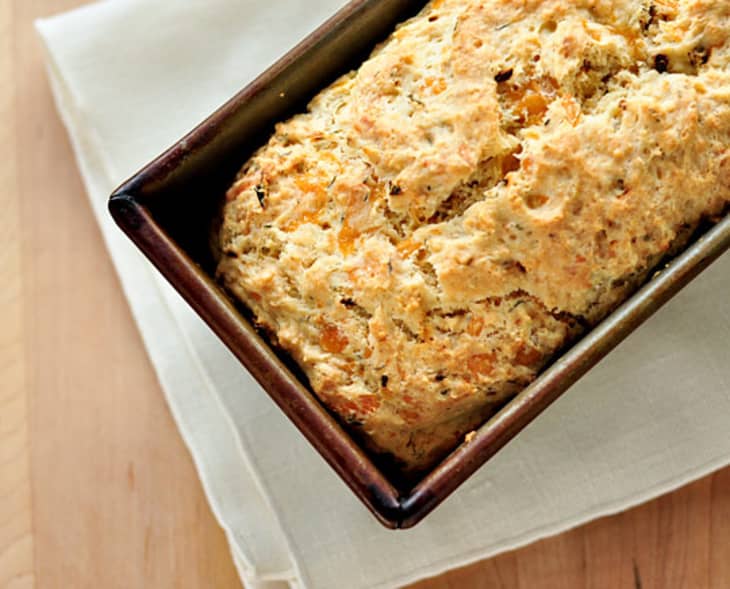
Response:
[36,1,730,588]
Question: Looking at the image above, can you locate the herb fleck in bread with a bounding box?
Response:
[217,0,730,471]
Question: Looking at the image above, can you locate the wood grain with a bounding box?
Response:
[1,1,729,588]
[9,1,242,587]
[0,1,35,587]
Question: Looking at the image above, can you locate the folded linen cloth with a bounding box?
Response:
[36,2,730,588]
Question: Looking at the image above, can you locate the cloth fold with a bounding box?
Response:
[37,1,730,588]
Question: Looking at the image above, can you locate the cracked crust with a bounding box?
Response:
[217,0,730,471]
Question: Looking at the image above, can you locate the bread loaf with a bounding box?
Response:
[217,0,730,471]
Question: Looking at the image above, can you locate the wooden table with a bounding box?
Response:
[2,1,729,587]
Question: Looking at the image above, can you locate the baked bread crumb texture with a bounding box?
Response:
[218,0,730,471]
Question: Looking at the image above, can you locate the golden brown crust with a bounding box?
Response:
[217,0,730,471]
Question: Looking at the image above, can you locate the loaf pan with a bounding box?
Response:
[109,0,730,528]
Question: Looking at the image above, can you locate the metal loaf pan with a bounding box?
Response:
[109,0,730,528]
